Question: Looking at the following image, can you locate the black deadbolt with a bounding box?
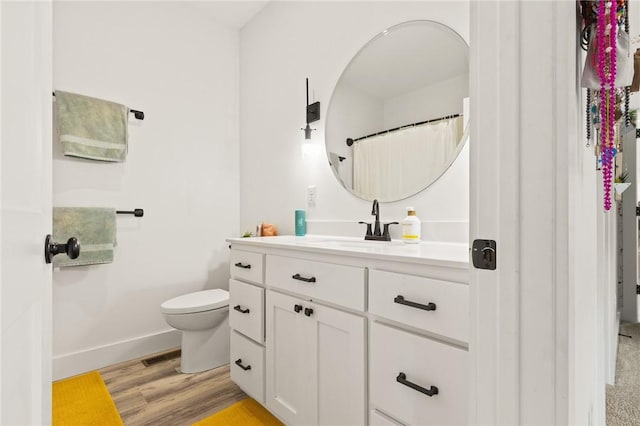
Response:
[472,239,496,270]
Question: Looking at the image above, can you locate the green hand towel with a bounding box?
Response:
[53,207,117,267]
[54,91,128,162]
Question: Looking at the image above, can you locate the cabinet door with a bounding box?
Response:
[312,303,366,426]
[265,290,314,425]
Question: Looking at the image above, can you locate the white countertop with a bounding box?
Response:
[227,235,470,269]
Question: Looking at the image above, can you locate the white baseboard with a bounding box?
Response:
[53,329,181,381]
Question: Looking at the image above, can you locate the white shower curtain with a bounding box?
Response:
[353,116,463,200]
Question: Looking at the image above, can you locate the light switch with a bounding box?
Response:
[307,185,317,206]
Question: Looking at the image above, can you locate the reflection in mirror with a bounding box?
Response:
[326,20,469,202]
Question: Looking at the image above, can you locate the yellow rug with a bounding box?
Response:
[52,371,123,426]
[193,398,283,426]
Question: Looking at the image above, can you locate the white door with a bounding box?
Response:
[1,1,53,424]
[470,1,580,425]
[312,302,365,426]
[265,290,314,425]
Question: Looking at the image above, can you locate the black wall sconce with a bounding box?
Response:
[302,78,320,139]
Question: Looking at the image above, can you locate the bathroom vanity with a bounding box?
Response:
[227,235,469,426]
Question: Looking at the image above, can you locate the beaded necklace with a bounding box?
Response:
[597,0,617,211]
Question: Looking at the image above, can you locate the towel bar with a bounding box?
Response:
[116,209,144,217]
[52,92,144,120]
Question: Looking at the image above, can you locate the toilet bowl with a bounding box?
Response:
[161,289,230,373]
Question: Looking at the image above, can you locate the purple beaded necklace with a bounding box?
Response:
[597,0,617,211]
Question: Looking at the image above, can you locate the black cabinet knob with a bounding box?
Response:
[304,307,314,317]
[294,304,303,313]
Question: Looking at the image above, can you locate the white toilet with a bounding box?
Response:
[161,288,230,373]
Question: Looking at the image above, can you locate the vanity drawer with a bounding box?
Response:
[229,249,264,285]
[266,254,366,311]
[370,322,467,426]
[229,279,264,344]
[230,330,265,403]
[369,269,468,342]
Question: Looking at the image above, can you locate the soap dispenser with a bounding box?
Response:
[402,207,421,244]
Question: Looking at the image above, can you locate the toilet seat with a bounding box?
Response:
[161,289,229,315]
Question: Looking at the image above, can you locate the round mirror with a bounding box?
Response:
[325,21,469,202]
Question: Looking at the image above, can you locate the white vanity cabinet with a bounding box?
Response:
[227,236,469,426]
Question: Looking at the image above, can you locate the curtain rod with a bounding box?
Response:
[346,113,461,147]
[52,92,145,120]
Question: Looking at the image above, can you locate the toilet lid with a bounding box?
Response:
[161,289,229,314]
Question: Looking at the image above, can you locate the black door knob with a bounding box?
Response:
[44,234,81,264]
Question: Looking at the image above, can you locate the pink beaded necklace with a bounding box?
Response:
[597,0,617,211]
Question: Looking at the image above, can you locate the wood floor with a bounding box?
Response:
[99,348,247,425]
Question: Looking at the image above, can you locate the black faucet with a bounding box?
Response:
[372,199,381,237]
[359,199,398,241]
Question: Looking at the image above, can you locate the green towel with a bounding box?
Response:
[54,91,128,162]
[53,207,117,267]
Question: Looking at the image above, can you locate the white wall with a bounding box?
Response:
[384,73,468,129]
[328,83,383,156]
[240,1,469,243]
[52,2,239,379]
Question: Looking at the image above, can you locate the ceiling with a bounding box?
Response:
[186,1,269,29]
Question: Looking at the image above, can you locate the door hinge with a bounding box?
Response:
[472,239,497,270]
[637,284,640,295]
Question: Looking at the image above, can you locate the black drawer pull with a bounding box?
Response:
[394,295,436,311]
[396,372,438,397]
[294,304,303,313]
[235,359,252,371]
[304,307,314,317]
[292,273,316,283]
[233,305,250,314]
[234,262,251,269]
